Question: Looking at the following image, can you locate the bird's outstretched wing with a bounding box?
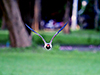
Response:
[25,24,46,44]
[50,21,68,43]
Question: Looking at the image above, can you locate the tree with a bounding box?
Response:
[1,16,7,29]
[18,0,34,35]
[63,0,72,33]
[94,0,100,30]
[71,0,78,30]
[32,0,41,31]
[0,0,31,47]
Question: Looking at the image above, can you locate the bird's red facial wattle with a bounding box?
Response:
[47,44,50,47]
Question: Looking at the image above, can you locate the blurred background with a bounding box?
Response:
[0,0,100,75]
[0,0,100,48]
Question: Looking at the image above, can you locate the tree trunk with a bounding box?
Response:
[94,0,99,29]
[32,0,41,31]
[1,0,31,47]
[71,0,78,30]
[1,16,7,29]
[63,0,72,34]
[18,0,33,35]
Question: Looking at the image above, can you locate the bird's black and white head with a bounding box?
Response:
[44,43,52,50]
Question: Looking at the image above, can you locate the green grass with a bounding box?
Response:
[0,29,100,45]
[0,47,100,75]
[0,30,9,44]
[33,30,100,45]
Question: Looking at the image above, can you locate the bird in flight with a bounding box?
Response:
[25,21,68,50]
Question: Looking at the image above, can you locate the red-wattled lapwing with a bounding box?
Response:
[25,21,68,50]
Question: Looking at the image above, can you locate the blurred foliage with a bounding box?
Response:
[0,30,9,44]
[98,14,100,31]
[33,30,100,45]
[0,30,100,45]
[0,19,2,28]
[79,0,95,15]
[78,0,100,30]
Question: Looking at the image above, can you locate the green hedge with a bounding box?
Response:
[0,30,100,45]
[0,30,9,44]
[32,30,100,45]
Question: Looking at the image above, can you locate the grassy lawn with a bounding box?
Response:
[0,29,100,45]
[0,29,100,75]
[0,47,100,75]
[33,30,100,45]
